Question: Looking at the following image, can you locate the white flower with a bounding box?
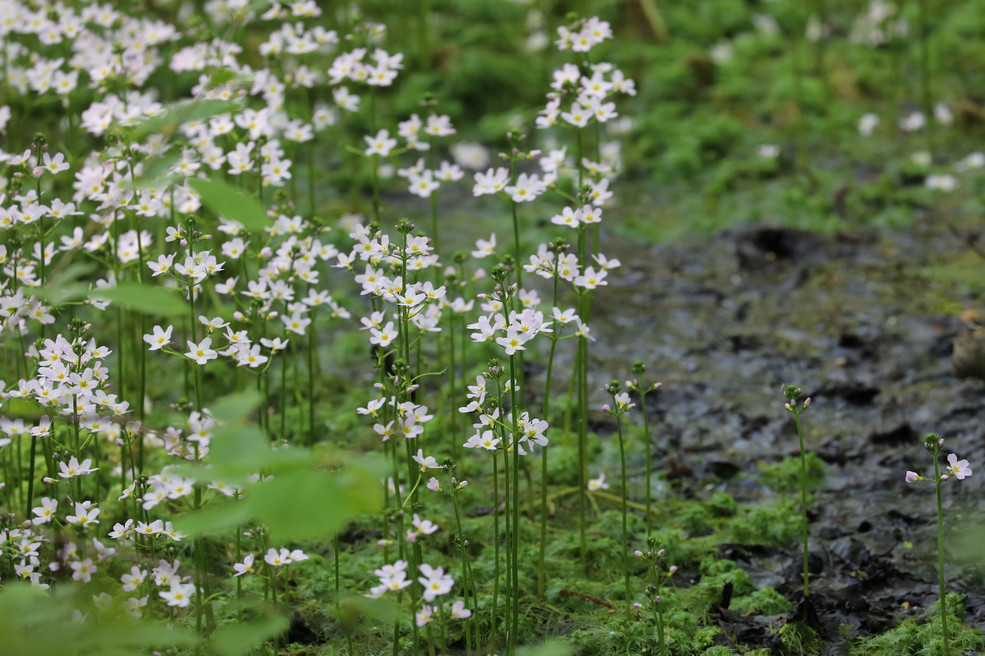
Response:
[587,472,609,491]
[946,453,972,480]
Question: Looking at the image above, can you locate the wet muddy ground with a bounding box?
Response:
[581,217,985,650]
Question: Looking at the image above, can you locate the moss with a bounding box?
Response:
[731,586,792,616]
[850,594,985,656]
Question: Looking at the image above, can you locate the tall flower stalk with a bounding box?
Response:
[906,434,974,656]
[604,380,635,609]
[783,384,812,599]
[628,362,660,537]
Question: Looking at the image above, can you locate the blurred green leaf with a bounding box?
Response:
[176,498,251,538]
[208,390,262,424]
[189,177,270,232]
[517,640,576,656]
[4,397,43,421]
[210,614,289,656]
[248,464,381,542]
[335,594,402,624]
[0,584,195,656]
[131,98,241,141]
[135,150,182,189]
[91,283,186,316]
[32,262,96,305]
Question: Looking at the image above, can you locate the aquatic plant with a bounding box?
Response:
[783,384,813,600]
[905,434,974,656]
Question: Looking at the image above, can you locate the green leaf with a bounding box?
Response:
[208,390,262,424]
[92,283,186,317]
[32,262,96,305]
[135,150,182,189]
[336,594,401,625]
[247,465,381,542]
[177,499,251,538]
[517,640,576,656]
[131,99,242,141]
[210,614,289,656]
[0,584,195,656]
[189,177,270,232]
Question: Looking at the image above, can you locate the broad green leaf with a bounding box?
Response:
[208,424,276,477]
[135,149,182,189]
[131,99,241,141]
[32,261,96,305]
[248,0,273,14]
[208,390,262,424]
[177,499,251,538]
[92,283,186,316]
[82,622,197,653]
[189,177,270,232]
[0,584,195,656]
[210,614,289,656]
[4,397,43,421]
[205,391,311,477]
[247,466,381,542]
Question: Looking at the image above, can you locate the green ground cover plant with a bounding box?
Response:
[0,1,983,655]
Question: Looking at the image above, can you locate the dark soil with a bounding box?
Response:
[584,217,985,650]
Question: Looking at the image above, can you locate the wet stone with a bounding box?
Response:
[564,216,985,643]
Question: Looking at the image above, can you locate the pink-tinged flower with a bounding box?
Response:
[121,565,147,592]
[946,454,972,480]
[418,563,453,602]
[70,558,97,583]
[233,554,255,576]
[415,604,434,626]
[264,548,290,566]
[451,599,472,619]
[905,471,921,483]
[42,152,70,174]
[58,456,98,478]
[412,449,444,471]
[143,324,173,351]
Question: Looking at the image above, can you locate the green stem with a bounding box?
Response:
[508,356,520,654]
[615,410,630,610]
[934,457,950,656]
[307,322,316,446]
[451,493,476,656]
[491,449,501,650]
[793,410,810,599]
[639,379,654,538]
